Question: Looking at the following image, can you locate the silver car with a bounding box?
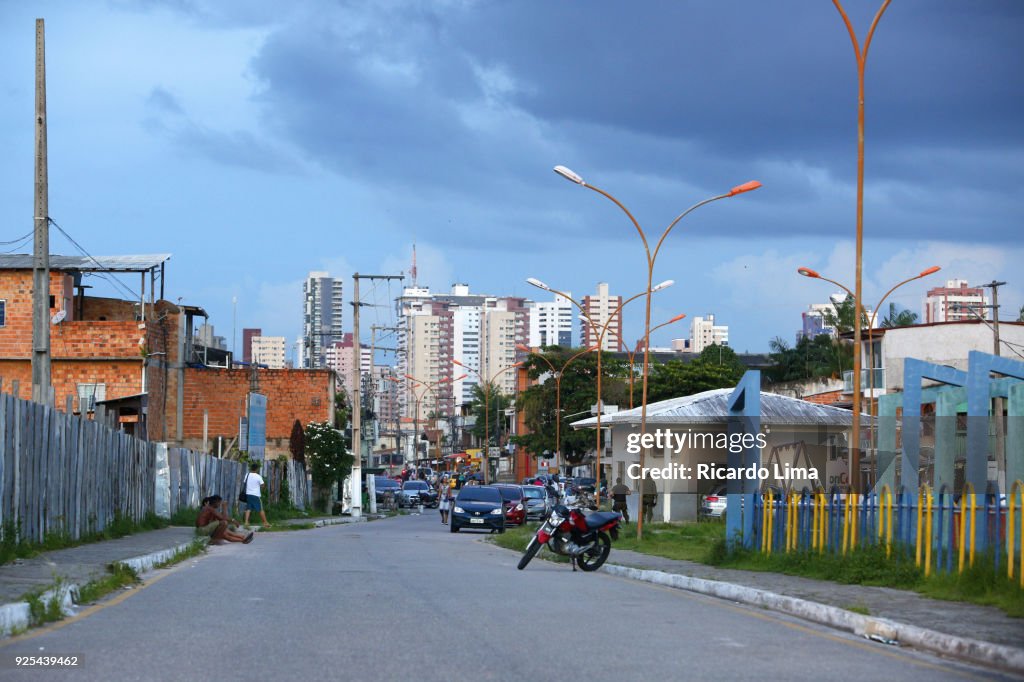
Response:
[520,485,550,521]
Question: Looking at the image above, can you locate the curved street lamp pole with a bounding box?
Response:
[620,314,688,409]
[798,265,940,483]
[452,360,523,484]
[554,164,761,539]
[831,0,892,495]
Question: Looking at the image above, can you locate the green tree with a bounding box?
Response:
[880,303,918,328]
[646,354,745,403]
[766,334,851,383]
[1018,304,1024,322]
[823,295,870,334]
[511,347,628,465]
[467,381,512,447]
[304,421,354,492]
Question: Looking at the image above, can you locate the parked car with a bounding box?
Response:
[398,480,438,508]
[374,477,402,504]
[520,484,550,521]
[699,485,728,520]
[450,486,505,533]
[492,484,526,526]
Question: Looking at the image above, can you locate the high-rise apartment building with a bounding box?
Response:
[528,291,573,348]
[798,293,875,341]
[689,314,729,353]
[325,333,373,397]
[924,279,988,323]
[241,328,261,363]
[396,284,531,418]
[251,335,287,369]
[581,283,622,351]
[302,271,344,368]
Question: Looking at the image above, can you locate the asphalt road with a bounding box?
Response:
[0,513,1016,681]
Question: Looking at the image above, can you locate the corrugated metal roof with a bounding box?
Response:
[571,388,863,428]
[0,254,171,272]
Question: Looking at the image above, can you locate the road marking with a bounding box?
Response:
[0,559,193,648]
[599,572,994,681]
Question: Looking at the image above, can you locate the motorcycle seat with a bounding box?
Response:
[584,511,621,529]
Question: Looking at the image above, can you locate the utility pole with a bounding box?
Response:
[350,273,403,518]
[31,18,51,404]
[984,280,1006,489]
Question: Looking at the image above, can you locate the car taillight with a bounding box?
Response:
[705,496,719,503]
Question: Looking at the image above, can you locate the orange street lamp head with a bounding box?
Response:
[919,266,941,277]
[526,277,550,291]
[668,313,687,323]
[797,267,820,279]
[553,165,585,185]
[515,343,532,353]
[453,374,468,382]
[729,180,762,196]
[452,359,466,368]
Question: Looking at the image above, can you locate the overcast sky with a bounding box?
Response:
[1,0,1020,358]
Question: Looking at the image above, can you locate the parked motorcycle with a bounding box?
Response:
[517,504,621,572]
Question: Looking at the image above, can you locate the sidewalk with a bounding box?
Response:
[603,549,1024,672]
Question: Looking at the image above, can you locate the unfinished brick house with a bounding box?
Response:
[0,254,336,457]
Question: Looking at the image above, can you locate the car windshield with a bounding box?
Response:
[522,487,544,499]
[375,479,399,488]
[496,487,522,501]
[457,487,501,503]
[404,481,428,490]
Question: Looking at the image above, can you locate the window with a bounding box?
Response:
[0,300,5,327]
[77,383,106,412]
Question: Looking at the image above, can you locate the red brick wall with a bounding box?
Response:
[81,296,139,321]
[179,368,335,455]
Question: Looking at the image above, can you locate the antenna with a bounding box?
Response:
[410,242,418,287]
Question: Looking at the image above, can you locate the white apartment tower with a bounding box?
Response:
[690,314,729,353]
[924,279,988,323]
[302,271,344,368]
[529,291,573,348]
[251,336,287,369]
[581,283,622,351]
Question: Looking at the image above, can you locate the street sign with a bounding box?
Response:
[247,393,267,460]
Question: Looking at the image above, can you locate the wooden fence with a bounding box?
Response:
[0,392,157,544]
[163,448,310,517]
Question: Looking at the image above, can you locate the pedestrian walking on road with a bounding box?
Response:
[197,496,253,544]
[242,462,271,528]
[610,478,630,523]
[439,477,455,524]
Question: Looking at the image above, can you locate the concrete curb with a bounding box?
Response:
[0,539,206,638]
[602,564,1024,674]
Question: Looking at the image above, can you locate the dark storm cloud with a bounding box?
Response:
[147,0,1022,244]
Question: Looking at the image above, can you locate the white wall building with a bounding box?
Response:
[302,271,344,368]
[251,335,287,369]
[529,291,573,348]
[924,279,988,323]
[581,283,622,351]
[689,314,729,353]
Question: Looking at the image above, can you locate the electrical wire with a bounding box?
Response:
[0,231,33,245]
[48,218,139,301]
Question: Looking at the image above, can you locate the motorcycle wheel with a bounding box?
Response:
[517,536,542,570]
[576,532,611,572]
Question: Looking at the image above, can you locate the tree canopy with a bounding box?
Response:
[880,302,918,328]
[766,334,851,383]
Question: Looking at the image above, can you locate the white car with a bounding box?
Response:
[699,485,728,519]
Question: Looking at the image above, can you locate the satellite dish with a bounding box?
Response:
[51,310,66,325]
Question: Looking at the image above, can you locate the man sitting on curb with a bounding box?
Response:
[196,495,254,545]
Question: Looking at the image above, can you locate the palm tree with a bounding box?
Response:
[880,302,918,328]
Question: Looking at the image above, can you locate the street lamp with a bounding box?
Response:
[554,165,760,539]
[527,278,673,495]
[830,0,893,496]
[516,343,600,479]
[452,359,523,484]
[798,264,941,485]
[390,373,465,468]
[620,314,688,409]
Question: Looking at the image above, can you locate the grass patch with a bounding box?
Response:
[1,514,169,566]
[76,563,140,605]
[260,522,316,532]
[613,521,726,563]
[844,604,871,615]
[170,502,312,529]
[25,581,67,627]
[154,539,207,569]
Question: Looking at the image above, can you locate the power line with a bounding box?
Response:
[47,218,138,301]
[0,231,33,245]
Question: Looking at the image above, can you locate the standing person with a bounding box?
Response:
[439,476,455,524]
[610,478,631,523]
[197,496,253,544]
[242,462,271,528]
[642,477,658,525]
